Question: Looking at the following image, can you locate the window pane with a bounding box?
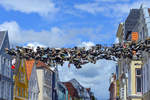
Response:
[136,69,141,75]
[137,77,141,92]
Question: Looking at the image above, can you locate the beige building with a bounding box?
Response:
[127,60,142,100]
[36,61,53,100]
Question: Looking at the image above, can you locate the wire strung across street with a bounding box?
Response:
[5,39,150,69]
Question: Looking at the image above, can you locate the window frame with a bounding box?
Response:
[135,68,142,94]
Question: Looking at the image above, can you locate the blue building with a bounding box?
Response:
[0,31,13,100]
[58,82,68,100]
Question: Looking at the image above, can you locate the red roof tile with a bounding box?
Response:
[35,60,53,72]
[25,59,35,80]
[36,60,47,67]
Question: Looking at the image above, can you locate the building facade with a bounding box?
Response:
[58,82,68,100]
[86,88,96,100]
[0,31,13,100]
[109,73,119,100]
[25,60,40,100]
[69,79,91,100]
[13,59,29,100]
[116,6,145,100]
[139,5,150,100]
[63,82,77,100]
[116,23,128,100]
[36,61,53,100]
[52,66,59,100]
[124,4,150,100]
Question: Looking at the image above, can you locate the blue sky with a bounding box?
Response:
[0,0,150,99]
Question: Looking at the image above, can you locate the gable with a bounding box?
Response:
[25,60,35,81]
[15,59,28,84]
[0,31,10,53]
[29,63,40,91]
[0,31,6,50]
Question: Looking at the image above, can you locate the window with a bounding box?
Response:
[136,68,142,93]
[22,88,24,97]
[143,27,145,39]
[19,72,24,83]
[19,88,21,96]
[16,86,18,96]
[4,58,6,64]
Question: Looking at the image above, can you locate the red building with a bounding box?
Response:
[109,73,117,100]
[63,82,79,100]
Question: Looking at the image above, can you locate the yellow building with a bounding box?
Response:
[13,59,28,100]
[127,60,142,100]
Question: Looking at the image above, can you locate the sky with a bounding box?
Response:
[0,0,150,100]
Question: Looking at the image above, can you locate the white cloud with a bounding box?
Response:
[74,3,104,14]
[0,21,79,47]
[78,41,95,50]
[74,0,150,18]
[0,0,59,16]
[0,21,21,44]
[26,42,46,48]
[0,21,113,48]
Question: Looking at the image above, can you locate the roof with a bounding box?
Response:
[36,60,47,67]
[35,60,53,72]
[0,31,6,49]
[25,59,35,80]
[63,82,79,98]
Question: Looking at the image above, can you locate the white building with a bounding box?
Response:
[36,61,53,100]
[0,31,13,100]
[139,5,150,100]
